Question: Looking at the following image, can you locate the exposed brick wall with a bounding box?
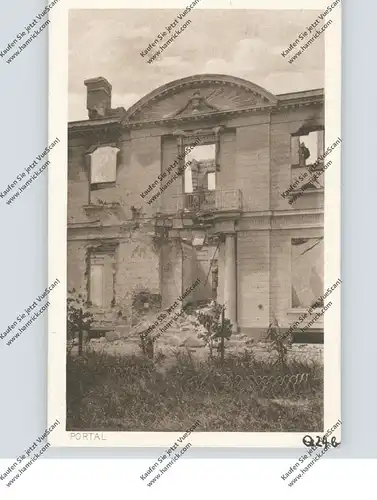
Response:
[160,136,182,213]
[67,145,90,223]
[269,230,290,327]
[270,122,292,211]
[67,242,88,294]
[128,132,161,216]
[218,131,236,189]
[237,231,270,331]
[161,239,182,309]
[116,231,160,307]
[236,123,271,212]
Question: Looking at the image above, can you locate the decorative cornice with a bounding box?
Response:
[67,221,139,240]
[67,209,324,240]
[276,88,324,101]
[236,210,324,230]
[68,118,124,139]
[276,89,324,111]
[68,220,101,229]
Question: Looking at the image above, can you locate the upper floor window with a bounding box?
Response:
[89,146,119,189]
[184,143,216,193]
[291,130,324,168]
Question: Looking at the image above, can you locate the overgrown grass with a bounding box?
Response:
[67,348,323,432]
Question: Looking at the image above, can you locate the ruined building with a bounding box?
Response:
[67,74,325,341]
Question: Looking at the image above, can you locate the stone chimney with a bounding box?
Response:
[84,77,112,119]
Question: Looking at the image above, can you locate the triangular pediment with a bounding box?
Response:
[125,74,277,124]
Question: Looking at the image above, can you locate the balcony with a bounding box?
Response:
[171,189,242,214]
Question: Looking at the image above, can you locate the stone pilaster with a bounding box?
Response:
[224,232,237,329]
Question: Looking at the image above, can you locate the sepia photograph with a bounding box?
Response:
[48,0,341,447]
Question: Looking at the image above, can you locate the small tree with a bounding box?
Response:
[67,289,94,355]
[266,317,290,372]
[196,301,233,364]
[138,331,155,359]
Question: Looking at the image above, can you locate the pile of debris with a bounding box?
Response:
[152,309,207,349]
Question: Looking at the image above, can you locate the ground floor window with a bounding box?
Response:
[88,250,116,308]
[291,237,324,309]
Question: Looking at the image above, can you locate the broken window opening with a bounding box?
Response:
[291,130,324,167]
[291,237,324,309]
[207,172,216,191]
[184,143,216,194]
[88,250,116,309]
[89,146,119,189]
[89,262,104,307]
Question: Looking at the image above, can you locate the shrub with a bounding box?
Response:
[67,290,94,353]
[195,301,233,362]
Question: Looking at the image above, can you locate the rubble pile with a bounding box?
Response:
[153,310,207,349]
[85,306,324,365]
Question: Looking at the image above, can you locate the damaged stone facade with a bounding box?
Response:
[67,74,325,341]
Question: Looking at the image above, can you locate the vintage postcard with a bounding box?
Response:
[48,0,341,447]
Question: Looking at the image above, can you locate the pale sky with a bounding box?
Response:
[68,9,324,122]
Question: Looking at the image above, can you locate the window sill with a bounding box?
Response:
[288,187,324,202]
[291,162,324,171]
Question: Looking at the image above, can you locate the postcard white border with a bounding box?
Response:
[48,0,341,448]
